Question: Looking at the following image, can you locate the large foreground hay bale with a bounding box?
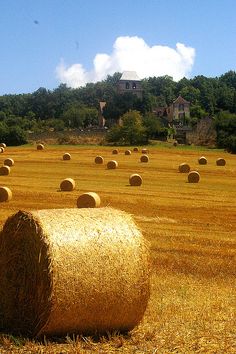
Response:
[107,160,118,169]
[0,207,150,337]
[37,143,44,151]
[0,166,10,175]
[129,174,142,186]
[125,150,131,155]
[188,171,200,183]
[4,158,14,167]
[140,154,149,163]
[0,186,12,202]
[198,156,207,165]
[77,192,101,208]
[112,149,118,155]
[0,143,6,148]
[94,156,104,164]
[63,153,71,161]
[216,158,226,166]
[60,178,75,191]
[179,163,190,173]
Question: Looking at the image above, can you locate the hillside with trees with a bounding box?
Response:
[0,71,235,152]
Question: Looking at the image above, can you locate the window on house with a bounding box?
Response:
[126,82,130,89]
[132,82,136,89]
[179,104,184,111]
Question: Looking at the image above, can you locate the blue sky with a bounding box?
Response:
[0,0,235,95]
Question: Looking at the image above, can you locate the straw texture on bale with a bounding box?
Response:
[125,150,131,155]
[4,158,14,167]
[198,156,207,165]
[179,163,190,173]
[94,156,104,164]
[129,174,142,186]
[107,160,118,169]
[0,143,6,148]
[216,158,226,166]
[133,147,139,152]
[60,178,75,191]
[77,192,101,208]
[0,147,4,153]
[188,171,200,183]
[37,144,44,151]
[0,207,150,337]
[0,186,12,202]
[140,154,149,163]
[63,153,71,161]
[0,165,10,175]
[142,148,149,154]
[112,149,118,154]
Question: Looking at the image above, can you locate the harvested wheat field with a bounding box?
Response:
[0,143,235,353]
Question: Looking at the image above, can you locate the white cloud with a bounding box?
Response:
[56,36,195,88]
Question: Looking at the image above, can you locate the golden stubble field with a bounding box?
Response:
[0,144,235,353]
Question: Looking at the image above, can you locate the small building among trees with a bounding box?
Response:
[117,71,143,99]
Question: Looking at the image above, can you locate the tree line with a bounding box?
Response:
[0,71,235,151]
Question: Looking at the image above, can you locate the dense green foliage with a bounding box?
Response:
[0,71,235,148]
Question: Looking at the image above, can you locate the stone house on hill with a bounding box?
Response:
[166,96,190,125]
[117,71,143,99]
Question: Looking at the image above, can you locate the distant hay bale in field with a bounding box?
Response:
[37,143,44,151]
[0,147,5,153]
[0,166,10,176]
[140,154,149,163]
[112,149,118,155]
[0,143,6,148]
[94,156,104,164]
[0,207,150,337]
[179,163,190,173]
[77,192,101,208]
[198,156,207,165]
[142,148,149,154]
[4,158,14,167]
[173,141,178,146]
[216,158,226,166]
[0,186,12,202]
[63,153,71,161]
[129,174,142,186]
[60,178,75,191]
[107,160,118,169]
[125,150,131,155]
[188,171,200,183]
[133,147,139,152]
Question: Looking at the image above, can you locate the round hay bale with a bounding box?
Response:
[129,174,142,186]
[107,160,118,169]
[142,148,149,154]
[77,192,101,208]
[0,143,6,148]
[112,149,118,155]
[37,144,44,151]
[133,147,139,152]
[0,165,10,176]
[4,158,14,167]
[216,158,226,166]
[0,186,12,202]
[178,163,190,173]
[0,147,5,153]
[173,141,178,147]
[94,156,104,164]
[198,156,207,165]
[63,153,71,161]
[0,207,150,337]
[188,171,200,183]
[60,178,75,191]
[125,150,131,155]
[140,154,149,163]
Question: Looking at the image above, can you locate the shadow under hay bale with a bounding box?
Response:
[179,163,190,173]
[63,153,71,161]
[77,192,100,208]
[198,156,207,165]
[94,156,104,164]
[0,166,10,175]
[140,155,149,163]
[0,207,150,337]
[107,160,118,169]
[129,174,142,186]
[37,144,44,151]
[188,171,200,183]
[216,158,226,166]
[4,158,14,167]
[0,186,12,202]
[60,178,75,191]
